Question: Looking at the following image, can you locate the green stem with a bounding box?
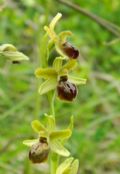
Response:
[50,153,59,174]
[51,91,56,117]
[49,92,59,174]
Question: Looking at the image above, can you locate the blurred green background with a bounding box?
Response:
[0,0,120,173]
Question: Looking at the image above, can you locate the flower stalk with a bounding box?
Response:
[23,12,86,174]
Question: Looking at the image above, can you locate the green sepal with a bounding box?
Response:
[0,44,29,61]
[35,68,57,79]
[2,51,29,61]
[23,139,39,147]
[38,78,57,95]
[53,57,65,72]
[31,120,46,133]
[50,139,70,157]
[56,157,79,174]
[70,159,79,174]
[68,75,87,85]
[49,12,62,31]
[63,60,77,71]
[0,44,17,52]
[44,114,56,132]
[50,129,72,141]
[56,157,74,174]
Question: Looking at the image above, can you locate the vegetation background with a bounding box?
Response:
[0,0,120,173]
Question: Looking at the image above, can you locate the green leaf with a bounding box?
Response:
[56,157,74,174]
[53,57,65,72]
[44,114,55,132]
[68,75,87,85]
[23,139,39,147]
[63,60,77,71]
[50,129,72,141]
[31,120,46,133]
[35,68,57,79]
[38,78,57,95]
[50,140,70,157]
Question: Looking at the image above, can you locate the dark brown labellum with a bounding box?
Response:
[62,42,79,59]
[57,77,77,101]
[59,75,68,82]
[29,137,49,163]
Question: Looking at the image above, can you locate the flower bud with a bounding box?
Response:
[61,42,79,59]
[57,76,77,101]
[29,137,49,163]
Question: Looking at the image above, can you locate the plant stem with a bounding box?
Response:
[49,92,59,174]
[51,91,56,117]
[50,153,59,174]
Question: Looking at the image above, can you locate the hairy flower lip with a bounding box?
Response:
[57,80,77,101]
[61,42,79,59]
[29,138,49,164]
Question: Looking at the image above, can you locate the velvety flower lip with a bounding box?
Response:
[29,137,49,163]
[57,77,77,101]
[23,114,74,159]
[61,42,79,59]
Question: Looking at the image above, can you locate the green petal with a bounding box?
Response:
[44,114,55,132]
[59,31,72,44]
[35,68,57,79]
[50,140,70,157]
[31,120,46,133]
[56,157,74,174]
[38,78,57,95]
[23,139,39,147]
[68,75,87,85]
[53,57,65,72]
[50,129,72,141]
[63,60,77,71]
[49,13,62,31]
